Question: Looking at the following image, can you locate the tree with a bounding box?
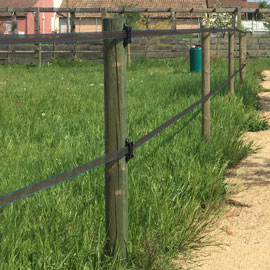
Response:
[117,4,140,28]
[206,1,232,36]
[260,1,270,31]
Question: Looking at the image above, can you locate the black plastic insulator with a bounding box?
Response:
[123,23,132,47]
[125,139,134,162]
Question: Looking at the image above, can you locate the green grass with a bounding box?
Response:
[0,57,269,270]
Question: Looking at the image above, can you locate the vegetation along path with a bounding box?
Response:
[183,71,270,270]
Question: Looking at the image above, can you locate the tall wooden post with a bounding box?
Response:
[238,8,246,83]
[70,11,76,32]
[127,44,131,67]
[66,0,70,34]
[34,8,42,67]
[240,33,247,82]
[11,12,18,35]
[103,18,128,261]
[70,11,77,59]
[7,45,11,64]
[229,12,235,95]
[10,11,17,64]
[202,24,211,140]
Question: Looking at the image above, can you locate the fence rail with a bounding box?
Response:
[0,19,247,262]
[0,28,238,46]
[1,7,270,14]
[0,36,265,65]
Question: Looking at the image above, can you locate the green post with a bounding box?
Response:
[103,18,128,262]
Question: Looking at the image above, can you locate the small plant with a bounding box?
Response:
[242,112,269,132]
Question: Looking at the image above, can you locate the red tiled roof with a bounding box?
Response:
[0,0,38,8]
[61,0,206,9]
[208,0,249,8]
[248,2,259,9]
[60,0,207,18]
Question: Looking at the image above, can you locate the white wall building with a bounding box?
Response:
[242,20,270,34]
[51,0,63,32]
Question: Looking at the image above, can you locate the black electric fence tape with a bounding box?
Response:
[0,27,242,46]
[0,64,246,208]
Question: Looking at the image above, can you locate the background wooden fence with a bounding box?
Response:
[0,36,269,65]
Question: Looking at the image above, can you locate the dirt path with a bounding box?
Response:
[177,71,270,270]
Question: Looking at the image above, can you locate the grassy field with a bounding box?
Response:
[0,57,269,270]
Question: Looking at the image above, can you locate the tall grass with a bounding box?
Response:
[0,57,268,269]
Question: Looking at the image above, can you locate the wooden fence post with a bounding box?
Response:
[229,12,235,95]
[238,7,246,83]
[171,8,176,30]
[70,11,77,59]
[11,11,18,35]
[10,11,17,64]
[70,11,76,32]
[101,8,108,19]
[34,8,42,67]
[202,24,211,140]
[67,12,70,32]
[7,45,11,64]
[103,18,128,262]
[240,33,247,82]
[127,44,131,67]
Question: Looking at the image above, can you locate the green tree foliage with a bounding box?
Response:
[260,1,270,30]
[117,4,140,28]
[206,0,232,36]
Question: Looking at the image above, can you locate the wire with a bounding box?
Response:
[135,64,246,149]
[0,27,241,46]
[0,64,246,208]
[0,147,127,208]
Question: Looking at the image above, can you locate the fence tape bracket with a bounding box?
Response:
[123,23,132,47]
[125,139,134,162]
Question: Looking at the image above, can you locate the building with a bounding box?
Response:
[0,0,55,34]
[58,0,207,33]
[207,0,259,9]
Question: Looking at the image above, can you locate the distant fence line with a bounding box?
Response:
[0,37,268,65]
[1,7,270,14]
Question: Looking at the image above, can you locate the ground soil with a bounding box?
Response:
[175,71,270,270]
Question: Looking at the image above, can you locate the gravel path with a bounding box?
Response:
[176,71,270,270]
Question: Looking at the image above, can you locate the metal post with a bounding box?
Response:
[202,24,211,140]
[103,18,128,261]
[229,13,235,95]
[238,8,245,83]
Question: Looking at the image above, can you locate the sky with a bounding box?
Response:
[249,0,270,2]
